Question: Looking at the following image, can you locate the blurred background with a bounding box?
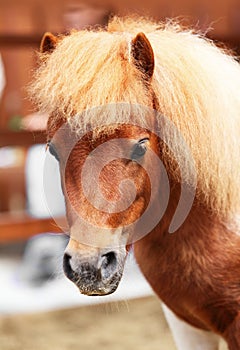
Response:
[0,0,238,349]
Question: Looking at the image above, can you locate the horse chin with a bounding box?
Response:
[78,285,118,296]
[76,277,121,296]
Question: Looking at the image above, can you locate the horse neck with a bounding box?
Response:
[133,177,221,273]
[156,177,216,238]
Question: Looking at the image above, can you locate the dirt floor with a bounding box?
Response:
[0,296,228,350]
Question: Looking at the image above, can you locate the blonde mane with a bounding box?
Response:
[30,16,240,220]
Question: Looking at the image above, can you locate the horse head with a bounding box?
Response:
[42,31,158,295]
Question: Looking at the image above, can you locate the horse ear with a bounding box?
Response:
[40,32,58,53]
[131,32,154,80]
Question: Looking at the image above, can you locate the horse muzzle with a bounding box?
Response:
[63,249,125,296]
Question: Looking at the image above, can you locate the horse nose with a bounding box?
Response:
[63,251,118,282]
[62,250,123,295]
[63,253,75,280]
[98,251,117,279]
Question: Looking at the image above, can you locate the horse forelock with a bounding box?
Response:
[30,16,240,219]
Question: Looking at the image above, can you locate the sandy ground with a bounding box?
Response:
[0,296,228,350]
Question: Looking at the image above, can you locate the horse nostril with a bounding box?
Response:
[63,253,73,278]
[100,251,117,279]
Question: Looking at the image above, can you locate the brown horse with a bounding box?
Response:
[30,17,240,349]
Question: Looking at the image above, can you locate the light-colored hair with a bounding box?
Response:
[30,16,240,220]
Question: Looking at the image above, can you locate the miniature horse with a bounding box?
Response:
[30,17,240,349]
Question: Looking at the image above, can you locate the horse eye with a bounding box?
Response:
[131,138,149,161]
[47,141,59,161]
